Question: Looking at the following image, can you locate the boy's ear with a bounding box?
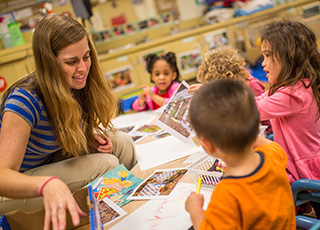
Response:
[199,137,216,155]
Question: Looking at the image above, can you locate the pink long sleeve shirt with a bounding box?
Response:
[132,81,180,111]
[255,79,320,183]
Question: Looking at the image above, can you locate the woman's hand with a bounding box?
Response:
[89,133,113,153]
[188,84,203,94]
[42,178,86,230]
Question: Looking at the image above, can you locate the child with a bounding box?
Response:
[189,47,273,138]
[185,78,295,230]
[256,20,320,184]
[132,52,180,111]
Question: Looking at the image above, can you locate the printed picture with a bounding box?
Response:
[128,168,188,200]
[112,25,125,38]
[138,20,148,30]
[131,124,162,136]
[156,81,194,143]
[204,29,229,50]
[125,23,137,34]
[302,2,320,18]
[116,125,135,133]
[148,17,161,28]
[100,30,112,41]
[105,66,134,92]
[141,48,166,71]
[154,131,171,139]
[161,12,172,24]
[98,196,127,226]
[178,49,202,75]
[86,164,143,207]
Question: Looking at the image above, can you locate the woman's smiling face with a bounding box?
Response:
[56,37,91,90]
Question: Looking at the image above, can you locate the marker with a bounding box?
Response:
[196,177,202,194]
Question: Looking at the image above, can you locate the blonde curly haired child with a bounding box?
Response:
[190,47,272,137]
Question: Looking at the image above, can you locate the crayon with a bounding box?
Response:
[196,177,202,194]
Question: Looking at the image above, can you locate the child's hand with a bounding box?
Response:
[141,84,152,96]
[188,84,203,93]
[185,191,204,213]
[138,92,147,107]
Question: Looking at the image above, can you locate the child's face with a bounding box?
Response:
[151,59,177,93]
[261,41,282,84]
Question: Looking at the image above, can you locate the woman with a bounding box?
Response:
[0,15,136,230]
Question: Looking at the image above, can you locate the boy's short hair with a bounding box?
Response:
[189,78,260,153]
[197,47,249,84]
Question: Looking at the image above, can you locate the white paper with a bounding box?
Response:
[183,151,207,164]
[110,182,214,230]
[136,136,201,171]
[112,109,162,128]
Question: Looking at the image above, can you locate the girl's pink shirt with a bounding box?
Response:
[132,81,180,111]
[255,79,320,183]
[248,75,265,96]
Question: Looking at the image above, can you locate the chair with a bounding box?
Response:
[291,179,320,230]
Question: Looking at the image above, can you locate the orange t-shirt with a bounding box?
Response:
[201,142,296,230]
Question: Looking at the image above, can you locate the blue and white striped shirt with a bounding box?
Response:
[0,87,60,172]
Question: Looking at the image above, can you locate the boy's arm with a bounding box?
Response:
[185,192,205,230]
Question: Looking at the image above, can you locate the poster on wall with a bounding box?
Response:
[141,48,166,72]
[125,23,138,34]
[178,49,202,75]
[204,28,229,50]
[148,16,161,28]
[155,0,178,14]
[99,29,112,41]
[112,25,125,38]
[105,65,134,92]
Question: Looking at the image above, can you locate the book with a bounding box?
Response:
[85,164,143,207]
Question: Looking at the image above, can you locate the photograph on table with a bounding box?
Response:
[178,49,202,75]
[86,164,143,207]
[204,28,229,50]
[98,196,127,226]
[130,124,163,136]
[128,168,188,200]
[156,80,194,143]
[105,65,134,92]
[154,131,171,139]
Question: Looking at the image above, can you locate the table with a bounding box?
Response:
[104,155,195,229]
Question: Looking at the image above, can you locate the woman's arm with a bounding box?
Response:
[0,111,85,230]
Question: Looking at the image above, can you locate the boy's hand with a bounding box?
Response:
[185,191,204,213]
[185,191,205,230]
[188,84,203,94]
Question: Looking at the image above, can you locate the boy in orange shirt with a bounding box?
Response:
[185,78,295,230]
